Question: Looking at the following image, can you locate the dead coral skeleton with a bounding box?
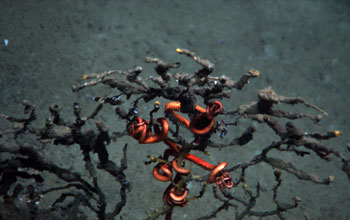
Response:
[0,49,348,220]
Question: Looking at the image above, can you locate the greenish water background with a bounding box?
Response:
[0,1,349,219]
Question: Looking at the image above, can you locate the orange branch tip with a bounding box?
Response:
[334,130,341,137]
[176,48,184,53]
[249,69,260,77]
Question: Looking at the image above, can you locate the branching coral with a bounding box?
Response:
[0,49,348,220]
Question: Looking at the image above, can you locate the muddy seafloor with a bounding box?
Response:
[0,1,349,220]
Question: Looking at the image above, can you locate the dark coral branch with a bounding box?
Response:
[0,49,346,220]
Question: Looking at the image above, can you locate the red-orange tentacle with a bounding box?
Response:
[141,117,169,144]
[189,101,224,135]
[171,159,190,174]
[207,100,224,116]
[215,172,234,190]
[152,163,173,182]
[189,112,215,135]
[165,101,190,128]
[163,174,189,208]
[164,101,181,112]
[127,117,149,143]
[195,104,206,113]
[168,186,189,205]
[209,162,227,183]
